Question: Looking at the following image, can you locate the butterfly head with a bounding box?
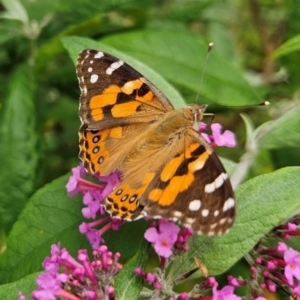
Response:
[186,104,208,123]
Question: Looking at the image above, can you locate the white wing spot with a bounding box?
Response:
[88,67,93,72]
[90,74,98,83]
[219,218,227,224]
[94,52,104,58]
[214,210,219,217]
[201,209,209,217]
[121,195,128,201]
[116,189,122,195]
[223,197,235,212]
[93,147,99,154]
[189,199,201,211]
[173,211,183,218]
[210,223,217,229]
[106,60,124,75]
[129,196,137,203]
[90,60,94,64]
[185,218,195,225]
[227,218,234,224]
[205,172,228,193]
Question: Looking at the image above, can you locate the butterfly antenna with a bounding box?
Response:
[195,42,214,104]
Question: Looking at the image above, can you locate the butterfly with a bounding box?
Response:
[76,49,235,235]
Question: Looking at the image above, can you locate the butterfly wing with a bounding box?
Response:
[104,125,235,235]
[141,129,235,235]
[77,49,235,234]
[77,49,175,174]
[77,49,174,130]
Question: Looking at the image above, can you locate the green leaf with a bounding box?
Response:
[0,64,38,233]
[0,272,38,300]
[62,35,186,109]
[169,167,300,279]
[0,0,29,23]
[103,219,148,259]
[240,113,255,149]
[0,175,88,284]
[36,9,145,73]
[115,240,150,300]
[0,174,147,284]
[272,34,300,58]
[220,157,237,177]
[100,29,261,106]
[256,104,300,150]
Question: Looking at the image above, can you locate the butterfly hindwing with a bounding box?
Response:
[103,127,235,234]
[79,122,149,175]
[142,132,235,235]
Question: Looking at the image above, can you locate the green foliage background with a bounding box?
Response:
[0,0,300,299]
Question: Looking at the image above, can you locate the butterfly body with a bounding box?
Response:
[77,49,235,235]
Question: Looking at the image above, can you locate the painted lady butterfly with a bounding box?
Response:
[76,49,235,235]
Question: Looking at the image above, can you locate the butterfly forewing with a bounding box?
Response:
[77,49,174,131]
[76,49,236,235]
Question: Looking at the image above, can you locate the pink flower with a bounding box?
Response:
[82,190,104,219]
[212,284,242,300]
[200,123,236,148]
[294,285,300,296]
[66,166,122,248]
[22,243,122,300]
[277,242,288,252]
[98,172,120,198]
[18,292,26,300]
[288,222,297,231]
[284,247,300,285]
[178,292,189,300]
[66,164,87,196]
[79,222,104,249]
[146,273,156,283]
[31,272,61,300]
[144,220,180,258]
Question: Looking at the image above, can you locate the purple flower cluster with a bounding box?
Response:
[251,226,300,296]
[19,243,122,300]
[144,220,180,258]
[66,165,123,249]
[133,219,300,299]
[224,221,300,299]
